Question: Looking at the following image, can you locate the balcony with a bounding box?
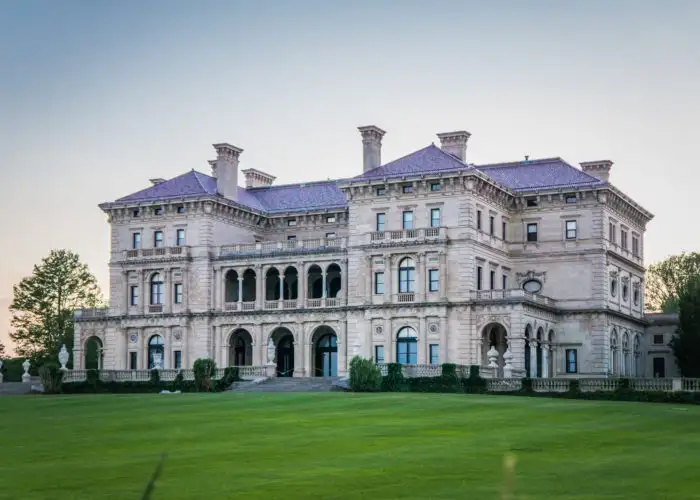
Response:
[365,227,446,246]
[220,237,347,258]
[74,308,109,320]
[470,289,557,307]
[123,246,191,260]
[221,297,344,312]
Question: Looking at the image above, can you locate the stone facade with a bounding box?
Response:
[73,125,677,378]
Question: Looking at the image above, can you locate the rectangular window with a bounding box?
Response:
[621,230,628,250]
[430,208,441,228]
[374,345,385,364]
[130,285,139,306]
[326,215,336,223]
[287,235,297,241]
[490,270,496,290]
[565,220,577,240]
[476,210,482,230]
[526,198,538,207]
[174,283,183,304]
[502,275,507,290]
[526,223,538,242]
[502,221,507,240]
[632,236,639,257]
[325,232,336,239]
[132,232,141,249]
[609,222,616,244]
[287,219,297,227]
[565,349,578,374]
[429,269,439,292]
[376,213,386,232]
[176,205,185,214]
[430,182,440,191]
[154,207,163,216]
[402,184,413,193]
[402,211,414,230]
[376,187,386,196]
[429,344,439,365]
[129,351,138,370]
[176,229,185,246]
[174,350,182,370]
[476,266,483,291]
[154,231,164,248]
[653,334,664,345]
[489,216,495,235]
[374,272,385,294]
[133,209,141,218]
[565,195,577,203]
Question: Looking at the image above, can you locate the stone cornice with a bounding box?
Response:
[605,250,646,273]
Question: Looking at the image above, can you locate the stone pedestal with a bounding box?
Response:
[21,359,31,383]
[265,363,276,378]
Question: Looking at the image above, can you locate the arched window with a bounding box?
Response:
[398,258,416,293]
[224,270,239,303]
[610,329,619,375]
[150,273,164,305]
[148,335,165,369]
[396,326,418,364]
[622,332,630,376]
[326,263,342,298]
[85,336,103,370]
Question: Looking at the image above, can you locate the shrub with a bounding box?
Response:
[382,363,407,392]
[568,379,581,396]
[521,378,533,394]
[348,356,382,392]
[38,362,63,394]
[214,367,239,392]
[170,371,185,392]
[86,369,100,390]
[193,358,217,392]
[463,365,487,393]
[150,369,161,386]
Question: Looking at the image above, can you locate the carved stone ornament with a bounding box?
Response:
[375,325,383,335]
[173,329,182,341]
[58,344,70,370]
[515,270,547,285]
[267,337,276,365]
[609,270,619,279]
[130,334,138,344]
[429,323,439,334]
[621,276,630,285]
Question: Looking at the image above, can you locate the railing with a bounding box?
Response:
[74,308,109,319]
[487,379,522,392]
[532,378,570,393]
[62,366,268,383]
[483,377,700,394]
[124,246,190,260]
[683,379,700,392]
[578,378,620,392]
[397,292,415,303]
[631,378,674,392]
[366,227,446,246]
[376,364,467,378]
[241,302,255,311]
[220,237,347,257]
[282,300,298,309]
[148,305,163,313]
[264,300,279,309]
[469,289,557,307]
[307,298,322,308]
[224,302,239,311]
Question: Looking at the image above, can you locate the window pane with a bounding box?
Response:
[375,345,384,364]
[133,233,141,249]
[129,352,138,370]
[431,208,440,228]
[174,350,182,369]
[429,344,439,364]
[375,272,384,294]
[402,211,413,230]
[477,210,482,230]
[429,269,439,292]
[376,213,386,232]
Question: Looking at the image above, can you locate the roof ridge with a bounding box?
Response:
[476,157,564,169]
[191,169,210,192]
[246,178,346,191]
[360,144,437,177]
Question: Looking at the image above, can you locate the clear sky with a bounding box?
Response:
[1,0,699,353]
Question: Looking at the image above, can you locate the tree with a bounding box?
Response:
[645,252,700,312]
[9,250,103,360]
[0,340,6,358]
[670,276,700,377]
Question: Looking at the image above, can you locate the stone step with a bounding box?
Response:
[232,377,344,393]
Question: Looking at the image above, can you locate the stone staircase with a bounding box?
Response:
[231,377,347,393]
[0,382,31,396]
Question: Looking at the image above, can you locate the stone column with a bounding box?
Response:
[300,324,309,377]
[384,254,392,304]
[237,271,243,306]
[365,255,373,303]
[298,262,306,307]
[255,264,263,307]
[542,346,549,378]
[164,267,171,313]
[139,330,146,370]
[529,342,536,378]
[321,269,327,299]
[139,270,146,315]
[212,268,217,310]
[439,316,448,363]
[279,273,284,303]
[439,251,447,299]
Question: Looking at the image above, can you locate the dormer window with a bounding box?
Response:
[132,209,141,218]
[565,195,577,203]
[326,215,336,223]
[430,182,440,191]
[287,219,297,227]
[526,198,538,207]
[376,187,386,196]
[402,184,413,194]
[176,206,185,214]
[154,207,164,216]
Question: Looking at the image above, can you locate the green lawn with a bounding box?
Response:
[1,393,699,499]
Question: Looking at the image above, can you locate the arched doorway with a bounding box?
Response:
[148,334,165,369]
[272,328,294,377]
[312,327,338,377]
[396,326,418,364]
[85,336,103,370]
[229,329,253,366]
[482,323,508,376]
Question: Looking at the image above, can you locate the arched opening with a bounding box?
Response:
[536,327,544,378]
[633,334,642,377]
[283,266,299,300]
[241,269,256,302]
[85,336,103,370]
[547,330,555,378]
[610,329,619,375]
[224,270,239,303]
[482,323,508,376]
[271,328,294,377]
[150,273,164,305]
[326,264,342,298]
[398,257,416,293]
[266,268,281,301]
[524,325,532,377]
[396,326,418,364]
[229,329,253,366]
[307,265,323,299]
[148,334,165,369]
[622,332,630,376]
[312,326,338,377]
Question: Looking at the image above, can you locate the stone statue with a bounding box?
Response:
[22,359,31,383]
[58,344,70,370]
[153,352,164,370]
[267,337,276,365]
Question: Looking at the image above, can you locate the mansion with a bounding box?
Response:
[73,125,677,379]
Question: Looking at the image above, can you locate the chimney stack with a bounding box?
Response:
[242,168,276,189]
[580,160,613,182]
[436,131,471,162]
[358,125,386,173]
[213,143,243,200]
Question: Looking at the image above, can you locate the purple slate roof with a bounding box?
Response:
[108,146,606,214]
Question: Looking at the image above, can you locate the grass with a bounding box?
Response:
[1,393,699,499]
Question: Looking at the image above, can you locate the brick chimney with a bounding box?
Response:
[242,168,276,188]
[436,131,471,161]
[213,143,243,200]
[580,160,613,182]
[358,125,386,173]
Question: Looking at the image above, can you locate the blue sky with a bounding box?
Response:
[1,0,699,350]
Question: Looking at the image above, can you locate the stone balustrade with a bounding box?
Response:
[74,308,109,319]
[61,366,268,383]
[124,246,191,260]
[485,377,700,393]
[365,227,446,246]
[220,237,347,258]
[469,289,557,307]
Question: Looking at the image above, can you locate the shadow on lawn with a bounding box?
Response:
[141,453,166,500]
